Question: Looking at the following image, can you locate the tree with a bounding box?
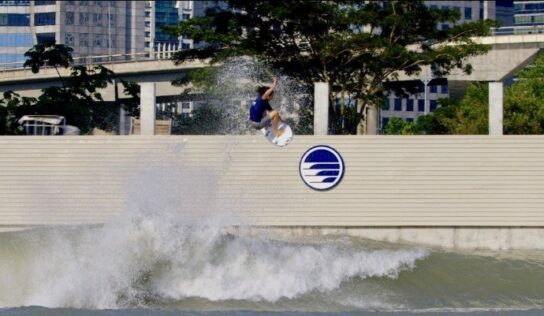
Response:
[168,0,495,134]
[504,52,544,134]
[385,83,488,135]
[385,52,544,135]
[0,43,140,135]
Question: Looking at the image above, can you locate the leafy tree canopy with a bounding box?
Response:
[385,52,544,135]
[168,0,496,133]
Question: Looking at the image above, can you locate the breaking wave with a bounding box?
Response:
[0,161,428,309]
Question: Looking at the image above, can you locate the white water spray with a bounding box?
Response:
[0,141,427,310]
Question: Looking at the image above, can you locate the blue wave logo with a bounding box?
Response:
[299,145,345,191]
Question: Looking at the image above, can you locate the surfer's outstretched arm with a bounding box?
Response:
[262,77,277,100]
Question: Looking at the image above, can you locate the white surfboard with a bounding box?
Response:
[261,122,293,147]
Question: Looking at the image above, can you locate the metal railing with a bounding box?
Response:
[491,25,544,36]
[0,44,183,71]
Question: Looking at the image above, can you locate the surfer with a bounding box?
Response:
[249,77,284,142]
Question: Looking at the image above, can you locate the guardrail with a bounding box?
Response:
[0,46,183,71]
[491,25,544,36]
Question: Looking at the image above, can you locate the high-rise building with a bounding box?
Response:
[0,0,145,69]
[144,0,179,52]
[513,0,544,27]
[177,0,227,50]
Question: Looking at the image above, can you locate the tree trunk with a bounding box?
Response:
[356,101,379,135]
[365,103,380,135]
[356,100,365,135]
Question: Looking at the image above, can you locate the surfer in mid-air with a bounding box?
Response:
[249,77,284,142]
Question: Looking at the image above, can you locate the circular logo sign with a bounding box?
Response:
[299,145,345,191]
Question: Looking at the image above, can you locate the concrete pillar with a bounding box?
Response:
[489,82,503,136]
[314,82,329,135]
[140,82,156,135]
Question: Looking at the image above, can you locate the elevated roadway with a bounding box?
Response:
[0,34,543,100]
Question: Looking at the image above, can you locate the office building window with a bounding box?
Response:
[0,13,30,26]
[93,34,102,47]
[94,0,102,6]
[406,99,414,112]
[441,84,448,94]
[0,33,33,47]
[36,33,55,44]
[464,7,472,20]
[417,99,425,112]
[181,13,191,20]
[145,42,150,48]
[145,31,150,37]
[430,100,438,112]
[430,85,437,93]
[0,0,30,5]
[66,0,75,5]
[64,32,74,46]
[145,11,151,18]
[79,33,88,47]
[383,98,390,111]
[65,12,74,25]
[93,13,102,26]
[34,13,56,26]
[79,12,89,25]
[381,117,389,129]
[80,0,88,5]
[105,37,116,48]
[515,16,531,25]
[145,21,150,27]
[35,0,55,5]
[394,98,402,111]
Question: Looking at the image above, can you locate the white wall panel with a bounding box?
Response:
[1,136,544,230]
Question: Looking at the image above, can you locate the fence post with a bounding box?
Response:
[314,82,329,135]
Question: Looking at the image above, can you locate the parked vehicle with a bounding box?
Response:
[17,115,80,135]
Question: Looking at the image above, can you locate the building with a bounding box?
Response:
[0,0,145,69]
[513,0,544,27]
[144,0,179,53]
[177,0,227,50]
[379,1,514,132]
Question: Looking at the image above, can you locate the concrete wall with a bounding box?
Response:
[2,136,544,248]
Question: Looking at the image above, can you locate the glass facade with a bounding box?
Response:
[154,0,179,44]
[1,0,146,69]
[0,0,30,5]
[35,0,55,5]
[0,33,32,46]
[36,32,55,44]
[0,13,30,26]
[34,12,56,26]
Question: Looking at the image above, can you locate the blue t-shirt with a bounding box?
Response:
[249,95,272,122]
